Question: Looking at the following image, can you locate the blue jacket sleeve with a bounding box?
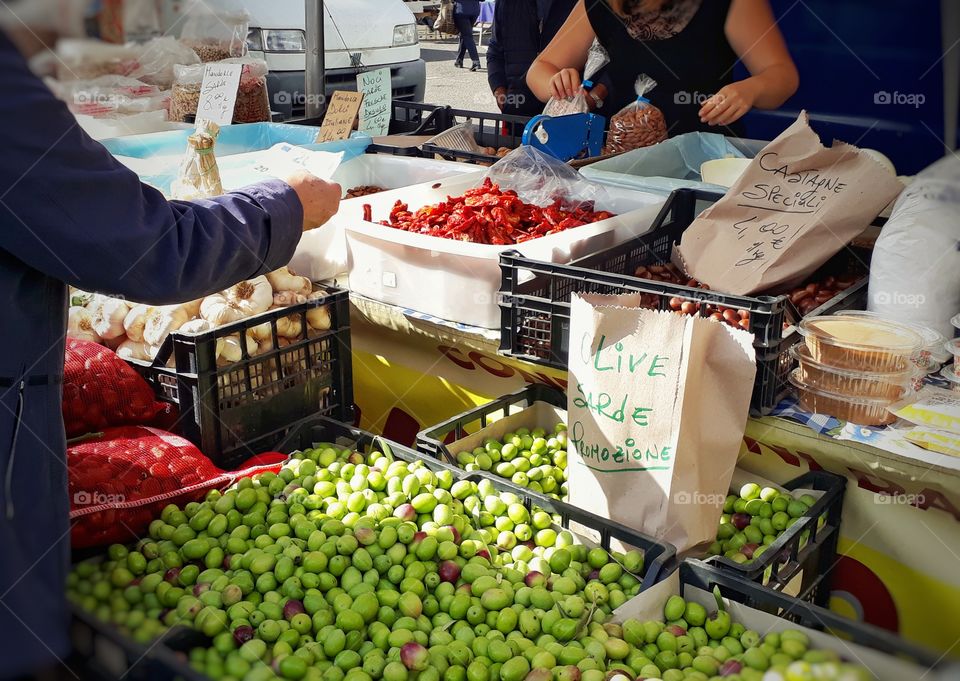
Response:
[0,33,304,306]
[486,2,507,92]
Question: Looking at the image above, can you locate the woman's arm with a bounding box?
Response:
[526,0,596,102]
[699,0,799,126]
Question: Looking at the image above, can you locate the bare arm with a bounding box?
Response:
[526,0,596,102]
[700,0,799,125]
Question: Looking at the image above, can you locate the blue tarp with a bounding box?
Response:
[580,132,759,195]
[101,122,371,194]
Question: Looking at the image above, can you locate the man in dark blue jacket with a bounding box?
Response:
[0,27,341,677]
[486,0,577,117]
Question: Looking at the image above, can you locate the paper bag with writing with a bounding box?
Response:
[675,111,903,295]
[567,293,756,552]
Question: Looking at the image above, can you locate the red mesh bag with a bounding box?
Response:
[68,426,285,548]
[62,338,170,437]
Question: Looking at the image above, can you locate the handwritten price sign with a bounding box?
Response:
[357,67,392,136]
[197,63,243,126]
[317,91,364,142]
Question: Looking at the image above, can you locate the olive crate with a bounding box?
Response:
[421,107,533,164]
[277,415,676,592]
[678,559,954,675]
[128,285,353,468]
[498,187,871,414]
[706,471,846,608]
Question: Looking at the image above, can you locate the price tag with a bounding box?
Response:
[357,67,392,136]
[196,63,243,126]
[316,91,364,142]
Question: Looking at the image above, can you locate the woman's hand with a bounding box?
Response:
[549,68,582,100]
[699,81,757,126]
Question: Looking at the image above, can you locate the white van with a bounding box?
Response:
[162,0,425,120]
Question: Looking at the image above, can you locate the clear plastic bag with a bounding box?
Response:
[171,119,224,201]
[170,57,270,124]
[542,39,610,117]
[483,145,608,209]
[122,0,161,42]
[603,75,668,155]
[129,36,201,89]
[181,6,250,62]
[55,39,140,81]
[50,75,168,117]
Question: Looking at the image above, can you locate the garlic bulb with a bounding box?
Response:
[267,267,312,297]
[116,339,153,362]
[248,321,273,344]
[306,305,331,331]
[201,276,273,326]
[216,333,258,365]
[275,314,304,339]
[67,306,101,343]
[143,303,194,347]
[179,319,213,335]
[92,298,130,340]
[123,304,150,343]
[273,291,307,308]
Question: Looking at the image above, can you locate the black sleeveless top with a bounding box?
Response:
[586,0,741,135]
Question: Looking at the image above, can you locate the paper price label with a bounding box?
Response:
[357,67,392,136]
[197,63,243,126]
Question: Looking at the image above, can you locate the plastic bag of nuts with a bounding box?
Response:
[170,58,270,124]
[603,75,667,155]
[180,8,249,62]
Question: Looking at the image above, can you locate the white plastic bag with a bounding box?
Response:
[483,145,608,209]
[542,39,609,117]
[123,0,161,42]
[868,154,960,338]
[49,75,168,117]
[55,39,140,81]
[181,6,250,62]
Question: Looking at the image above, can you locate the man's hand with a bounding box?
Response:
[283,171,342,231]
[493,87,508,112]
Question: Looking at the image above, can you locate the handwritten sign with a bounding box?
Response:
[317,91,364,142]
[197,63,243,126]
[675,111,903,295]
[566,293,756,552]
[357,67,392,136]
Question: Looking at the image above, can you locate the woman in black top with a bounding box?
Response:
[454,0,482,71]
[526,0,798,134]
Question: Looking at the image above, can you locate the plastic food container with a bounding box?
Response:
[789,369,903,425]
[700,157,752,187]
[939,365,960,393]
[944,339,960,376]
[834,310,949,370]
[790,344,921,398]
[798,315,923,372]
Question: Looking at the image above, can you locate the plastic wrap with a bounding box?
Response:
[122,0,161,41]
[50,75,168,117]
[171,119,224,200]
[129,36,201,89]
[603,75,668,155]
[55,39,140,81]
[170,57,270,124]
[181,6,250,61]
[542,39,610,117]
[483,145,608,209]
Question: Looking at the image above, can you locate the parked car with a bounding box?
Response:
[161,0,426,120]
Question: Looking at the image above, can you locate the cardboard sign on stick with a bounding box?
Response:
[566,294,756,552]
[675,111,903,295]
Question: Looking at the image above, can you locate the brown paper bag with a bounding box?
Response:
[675,111,903,295]
[566,293,756,553]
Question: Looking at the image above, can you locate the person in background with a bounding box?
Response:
[526,0,798,134]
[0,10,341,678]
[487,0,578,117]
[453,0,482,71]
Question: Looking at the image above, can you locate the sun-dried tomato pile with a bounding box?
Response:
[363,178,614,245]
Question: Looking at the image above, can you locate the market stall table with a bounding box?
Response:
[347,295,960,654]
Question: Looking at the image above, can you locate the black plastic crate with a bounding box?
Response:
[417,383,567,466]
[498,188,871,414]
[680,560,951,672]
[704,471,845,607]
[128,286,353,468]
[421,106,533,164]
[279,416,676,592]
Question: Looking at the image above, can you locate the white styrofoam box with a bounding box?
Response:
[290,156,484,282]
[342,174,666,328]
